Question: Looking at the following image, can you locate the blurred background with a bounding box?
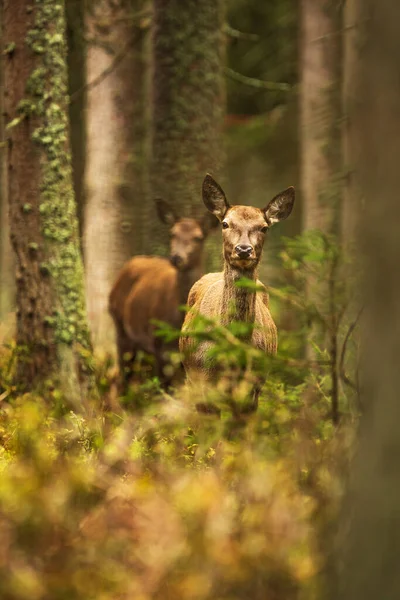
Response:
[1,0,327,349]
[1,1,400,599]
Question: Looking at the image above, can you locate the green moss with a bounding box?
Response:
[25,1,91,357]
[3,42,16,55]
[150,0,225,251]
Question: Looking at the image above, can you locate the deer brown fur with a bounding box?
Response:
[179,174,295,412]
[109,199,218,386]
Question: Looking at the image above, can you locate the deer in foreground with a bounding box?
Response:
[179,174,295,414]
[109,199,218,387]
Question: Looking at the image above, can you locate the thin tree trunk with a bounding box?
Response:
[149,0,225,253]
[299,0,342,367]
[300,0,342,235]
[342,0,363,247]
[331,3,400,599]
[84,0,149,350]
[65,0,86,243]
[3,0,93,400]
[0,0,14,323]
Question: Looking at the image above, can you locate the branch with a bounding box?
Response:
[311,23,363,44]
[70,34,135,103]
[223,23,259,41]
[339,305,364,391]
[224,67,292,92]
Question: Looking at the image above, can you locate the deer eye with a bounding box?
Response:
[222,221,229,229]
[261,226,268,234]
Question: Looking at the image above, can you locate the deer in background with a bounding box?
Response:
[109,199,218,387]
[179,174,295,414]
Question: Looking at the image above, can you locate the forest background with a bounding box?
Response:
[0,1,399,599]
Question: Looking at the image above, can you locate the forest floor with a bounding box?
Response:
[0,328,355,600]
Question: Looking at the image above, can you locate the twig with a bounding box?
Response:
[339,305,364,391]
[329,253,340,424]
[0,390,10,402]
[225,67,292,92]
[223,23,259,41]
[311,23,361,43]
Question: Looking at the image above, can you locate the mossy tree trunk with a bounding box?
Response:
[331,4,400,599]
[84,0,149,350]
[148,0,225,253]
[0,0,14,323]
[3,0,93,400]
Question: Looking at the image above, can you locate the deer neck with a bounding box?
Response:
[222,263,258,326]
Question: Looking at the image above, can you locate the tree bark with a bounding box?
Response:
[300,0,342,235]
[65,0,86,243]
[341,0,363,247]
[3,0,93,400]
[149,0,225,253]
[84,0,149,350]
[299,0,342,365]
[0,0,14,323]
[331,3,400,599]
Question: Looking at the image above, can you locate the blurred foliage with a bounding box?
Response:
[0,372,352,600]
[0,233,360,600]
[226,0,297,115]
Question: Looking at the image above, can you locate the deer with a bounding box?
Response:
[179,174,295,415]
[109,199,218,387]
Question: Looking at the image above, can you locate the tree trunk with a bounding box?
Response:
[149,0,225,253]
[3,0,93,401]
[299,0,342,369]
[331,3,400,599]
[300,0,342,235]
[84,0,149,350]
[0,0,14,323]
[341,0,362,247]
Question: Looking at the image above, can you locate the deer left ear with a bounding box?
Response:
[202,174,230,221]
[263,186,295,226]
[154,198,178,226]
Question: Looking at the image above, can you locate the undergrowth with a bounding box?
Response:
[0,232,359,600]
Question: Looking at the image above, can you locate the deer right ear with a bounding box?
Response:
[155,199,178,226]
[202,174,230,222]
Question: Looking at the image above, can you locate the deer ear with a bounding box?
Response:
[202,174,230,222]
[263,186,295,226]
[154,199,178,226]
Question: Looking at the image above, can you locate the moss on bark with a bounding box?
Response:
[4,0,93,399]
[149,0,225,253]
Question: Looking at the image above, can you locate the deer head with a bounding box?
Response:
[155,199,218,271]
[202,174,295,271]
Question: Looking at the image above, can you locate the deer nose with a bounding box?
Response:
[170,254,183,268]
[235,244,253,259]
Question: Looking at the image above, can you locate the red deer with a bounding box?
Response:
[179,174,295,413]
[109,199,218,386]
